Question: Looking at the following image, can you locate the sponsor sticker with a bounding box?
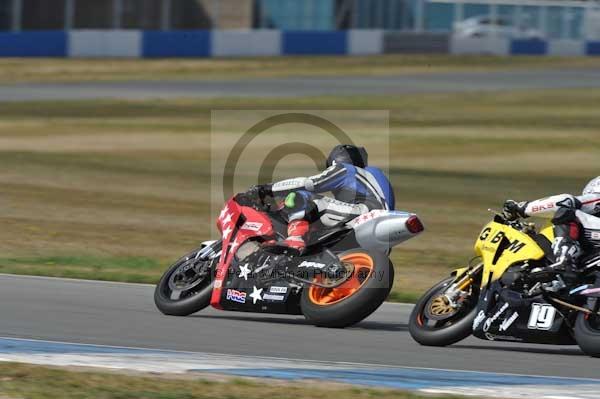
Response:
[499,312,519,332]
[531,202,555,213]
[226,289,247,304]
[473,310,486,330]
[263,293,285,301]
[241,222,263,232]
[483,303,509,332]
[269,286,288,294]
[298,261,326,269]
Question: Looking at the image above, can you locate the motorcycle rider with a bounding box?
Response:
[251,144,395,254]
[503,177,600,273]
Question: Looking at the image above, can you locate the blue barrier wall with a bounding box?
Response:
[587,42,600,56]
[510,39,548,55]
[0,31,67,57]
[142,31,211,58]
[282,31,346,55]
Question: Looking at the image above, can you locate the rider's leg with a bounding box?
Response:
[278,191,318,253]
[278,192,369,252]
[551,208,582,271]
[312,196,370,227]
[283,219,310,251]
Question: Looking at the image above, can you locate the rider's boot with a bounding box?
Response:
[262,219,309,256]
[282,220,309,254]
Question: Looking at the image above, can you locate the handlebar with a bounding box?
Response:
[234,188,276,213]
[488,208,536,234]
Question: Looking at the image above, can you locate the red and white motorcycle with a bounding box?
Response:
[154,190,423,327]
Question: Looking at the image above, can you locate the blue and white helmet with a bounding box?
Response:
[583,176,600,195]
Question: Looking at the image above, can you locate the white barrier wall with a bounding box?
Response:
[547,40,585,56]
[212,30,281,57]
[450,36,509,56]
[69,30,141,58]
[348,30,383,55]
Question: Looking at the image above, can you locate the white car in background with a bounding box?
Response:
[454,15,544,39]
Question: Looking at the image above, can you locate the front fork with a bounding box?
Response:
[444,263,483,307]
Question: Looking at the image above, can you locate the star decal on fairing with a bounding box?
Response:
[219,206,229,220]
[230,240,240,251]
[222,225,232,239]
[249,286,263,304]
[221,212,233,225]
[238,263,251,280]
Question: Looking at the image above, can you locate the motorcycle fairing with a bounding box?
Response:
[450,223,556,282]
[539,223,555,243]
[217,248,342,314]
[474,220,546,288]
[472,280,575,345]
[211,199,274,309]
[469,219,574,344]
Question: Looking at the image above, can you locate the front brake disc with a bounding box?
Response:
[425,295,458,321]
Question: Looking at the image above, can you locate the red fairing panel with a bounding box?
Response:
[210,199,274,308]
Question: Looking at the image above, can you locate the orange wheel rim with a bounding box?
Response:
[308,252,374,306]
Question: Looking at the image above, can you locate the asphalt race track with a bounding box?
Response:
[3,68,600,101]
[1,273,598,381]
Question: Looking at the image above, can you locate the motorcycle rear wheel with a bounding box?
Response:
[154,248,214,316]
[408,277,478,346]
[574,311,600,358]
[300,249,393,328]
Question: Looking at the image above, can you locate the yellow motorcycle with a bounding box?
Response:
[409,211,600,357]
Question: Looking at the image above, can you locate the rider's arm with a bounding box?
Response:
[578,193,600,214]
[271,165,347,194]
[523,194,581,218]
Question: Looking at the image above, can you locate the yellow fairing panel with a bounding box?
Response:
[539,223,555,242]
[474,221,546,287]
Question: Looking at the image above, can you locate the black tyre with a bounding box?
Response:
[408,277,478,346]
[154,248,215,316]
[574,312,600,358]
[301,249,393,328]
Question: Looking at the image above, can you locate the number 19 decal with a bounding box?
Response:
[527,303,556,330]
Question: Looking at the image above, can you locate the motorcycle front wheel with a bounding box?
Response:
[154,248,215,316]
[300,249,394,328]
[408,276,479,346]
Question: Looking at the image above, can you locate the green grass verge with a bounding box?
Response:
[0,256,161,283]
[1,89,599,300]
[1,55,600,83]
[0,362,467,399]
